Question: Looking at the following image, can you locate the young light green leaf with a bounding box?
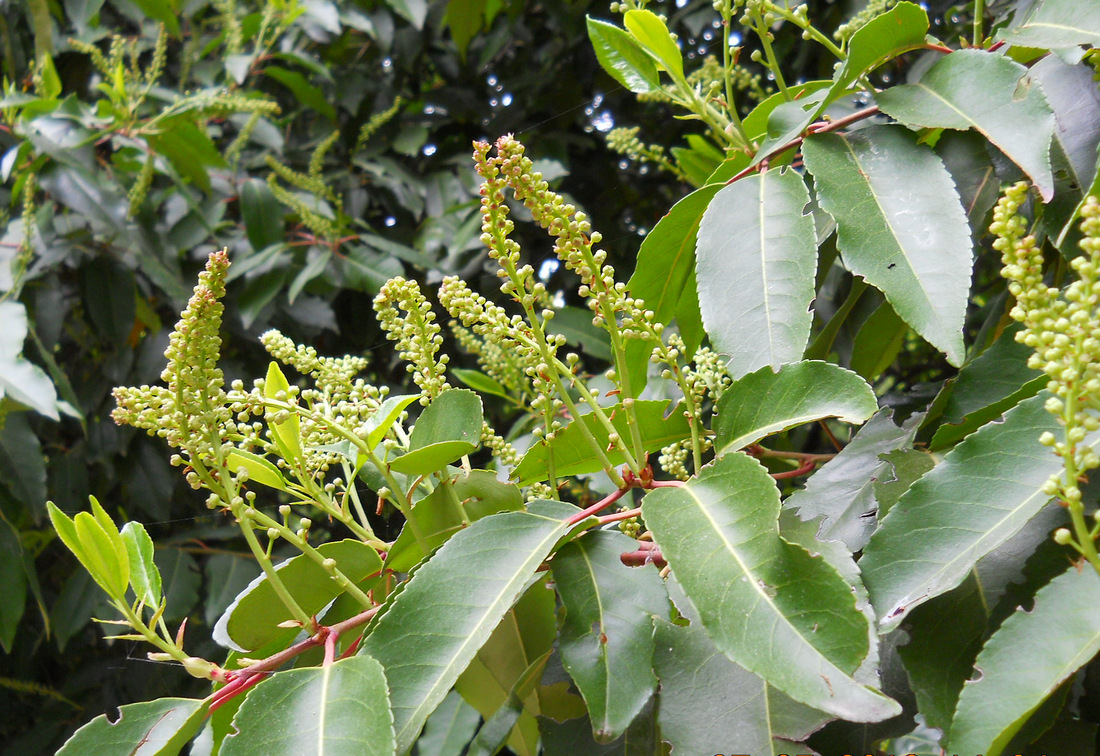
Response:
[784,410,920,551]
[553,530,669,742]
[642,453,899,721]
[225,449,289,491]
[948,568,1100,756]
[221,654,395,756]
[214,540,382,652]
[366,393,419,449]
[264,361,303,464]
[802,126,972,365]
[586,17,662,94]
[361,509,571,754]
[623,9,684,80]
[875,50,1055,201]
[861,393,1100,630]
[72,508,128,600]
[697,169,817,379]
[451,368,509,399]
[56,698,207,756]
[121,521,162,608]
[712,361,878,457]
[994,0,1100,49]
[511,400,691,486]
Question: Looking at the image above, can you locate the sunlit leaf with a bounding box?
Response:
[586,17,662,94]
[56,698,206,756]
[994,0,1100,49]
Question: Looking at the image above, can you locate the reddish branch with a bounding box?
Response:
[620,545,666,568]
[208,604,381,712]
[565,466,685,526]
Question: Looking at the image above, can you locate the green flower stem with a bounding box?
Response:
[762,1,846,62]
[112,599,188,662]
[719,0,750,147]
[234,506,315,629]
[973,0,984,47]
[749,8,789,99]
[439,476,470,526]
[245,507,375,610]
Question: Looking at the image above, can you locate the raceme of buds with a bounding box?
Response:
[374,277,450,405]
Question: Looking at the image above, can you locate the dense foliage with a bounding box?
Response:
[4,0,1100,754]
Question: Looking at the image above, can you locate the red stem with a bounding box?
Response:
[596,507,642,525]
[620,548,666,568]
[770,459,816,480]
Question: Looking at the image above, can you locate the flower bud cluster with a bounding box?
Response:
[374,277,450,404]
[113,250,232,466]
[834,0,896,43]
[995,184,1100,494]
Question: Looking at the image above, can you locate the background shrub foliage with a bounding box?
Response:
[2,0,1100,753]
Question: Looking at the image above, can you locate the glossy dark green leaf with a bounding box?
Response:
[0,516,27,652]
[214,540,382,652]
[56,698,206,756]
[949,568,1100,756]
[553,530,668,742]
[203,554,263,628]
[127,0,180,36]
[1030,56,1100,254]
[441,0,486,60]
[861,393,1100,630]
[830,2,929,101]
[511,400,691,486]
[384,470,524,573]
[586,17,662,95]
[785,410,920,551]
[221,654,395,756]
[642,453,899,721]
[875,50,1055,200]
[390,389,483,475]
[240,179,286,252]
[464,652,549,756]
[148,119,226,195]
[850,300,908,381]
[361,509,571,754]
[713,361,878,457]
[994,0,1100,48]
[752,91,828,166]
[930,325,1045,450]
[872,447,936,519]
[935,131,1001,232]
[156,548,201,623]
[696,169,817,378]
[263,66,336,120]
[0,411,48,513]
[80,257,136,346]
[653,619,774,755]
[416,690,481,756]
[802,126,972,365]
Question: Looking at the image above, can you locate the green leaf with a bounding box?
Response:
[0,516,28,652]
[451,368,509,399]
[221,655,395,756]
[366,393,419,449]
[441,0,486,60]
[586,18,662,94]
[994,0,1100,49]
[642,453,899,721]
[712,361,878,457]
[930,324,1045,450]
[240,179,286,252]
[802,126,972,365]
[148,119,226,195]
[553,530,669,741]
[511,400,691,486]
[784,410,920,551]
[654,619,778,755]
[860,392,1100,629]
[156,548,201,623]
[875,50,1056,201]
[948,568,1100,756]
[263,66,336,120]
[623,10,684,80]
[383,0,427,28]
[389,389,483,475]
[80,257,136,346]
[456,577,556,756]
[120,521,162,608]
[830,2,929,101]
[264,362,304,464]
[384,470,524,573]
[214,539,382,652]
[361,509,571,754]
[74,499,129,599]
[0,302,59,420]
[0,412,48,516]
[935,131,1001,232]
[127,0,180,36]
[627,184,720,335]
[696,168,817,378]
[225,449,289,491]
[417,690,481,756]
[56,698,206,756]
[850,301,908,381]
